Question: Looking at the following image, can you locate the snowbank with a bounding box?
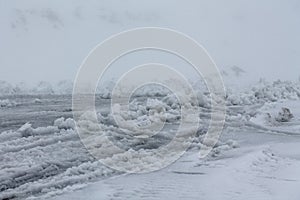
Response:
[1,79,299,110]
[226,80,300,106]
[54,117,76,130]
[249,100,300,134]
[0,99,17,108]
[0,117,116,200]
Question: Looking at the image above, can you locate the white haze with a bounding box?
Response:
[0,0,300,86]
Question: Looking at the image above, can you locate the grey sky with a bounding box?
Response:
[0,0,299,85]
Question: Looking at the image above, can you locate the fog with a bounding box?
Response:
[0,0,299,85]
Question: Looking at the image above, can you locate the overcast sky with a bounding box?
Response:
[0,0,299,85]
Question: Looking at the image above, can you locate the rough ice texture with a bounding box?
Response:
[0,99,17,108]
[1,79,300,199]
[226,80,300,106]
[275,107,294,122]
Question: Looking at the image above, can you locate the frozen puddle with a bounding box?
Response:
[52,143,300,200]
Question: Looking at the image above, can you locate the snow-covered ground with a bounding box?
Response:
[50,97,300,200]
[1,1,300,199]
[52,140,300,200]
[250,100,300,134]
[0,81,300,199]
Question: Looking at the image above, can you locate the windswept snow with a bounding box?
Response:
[0,117,118,200]
[51,139,300,200]
[0,80,300,199]
[250,100,300,134]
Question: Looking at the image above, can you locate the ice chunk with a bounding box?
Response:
[54,117,76,130]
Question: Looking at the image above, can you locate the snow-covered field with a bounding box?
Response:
[1,0,300,199]
[0,80,300,200]
[52,140,300,200]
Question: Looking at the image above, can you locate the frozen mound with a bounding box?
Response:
[1,79,299,109]
[226,80,300,106]
[0,118,117,200]
[0,99,17,108]
[252,80,300,101]
[33,98,43,104]
[54,117,76,130]
[76,101,236,173]
[275,107,294,122]
[97,96,182,134]
[249,100,300,134]
[210,139,240,157]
